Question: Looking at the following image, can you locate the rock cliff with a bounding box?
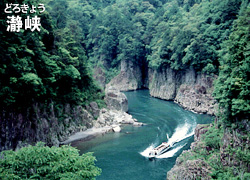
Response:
[167,124,212,180]
[105,86,128,112]
[93,87,140,131]
[0,88,132,151]
[107,60,216,115]
[149,67,217,115]
[167,122,250,180]
[0,104,95,151]
[106,60,144,91]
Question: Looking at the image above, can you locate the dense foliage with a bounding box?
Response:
[147,0,242,72]
[1,0,248,117]
[214,5,250,122]
[177,123,250,179]
[81,0,243,82]
[0,0,103,110]
[0,142,101,179]
[1,0,250,178]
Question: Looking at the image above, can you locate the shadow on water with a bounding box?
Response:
[73,90,213,180]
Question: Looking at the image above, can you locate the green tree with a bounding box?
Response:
[146,0,242,71]
[0,142,101,179]
[214,6,250,122]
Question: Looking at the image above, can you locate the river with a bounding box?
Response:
[73,90,212,180]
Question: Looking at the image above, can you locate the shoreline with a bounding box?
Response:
[60,116,144,145]
[61,88,145,146]
[60,126,114,145]
[60,91,213,147]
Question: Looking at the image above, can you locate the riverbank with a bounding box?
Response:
[72,90,213,180]
[167,121,250,180]
[61,126,113,145]
[61,108,144,145]
[61,88,144,145]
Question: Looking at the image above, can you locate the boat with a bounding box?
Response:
[148,142,171,159]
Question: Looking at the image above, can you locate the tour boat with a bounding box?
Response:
[148,142,171,159]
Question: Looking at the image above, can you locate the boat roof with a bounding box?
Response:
[153,142,169,151]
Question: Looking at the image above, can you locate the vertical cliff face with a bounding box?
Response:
[106,60,216,115]
[149,67,217,115]
[106,60,147,91]
[0,88,131,152]
[148,67,180,100]
[0,104,95,151]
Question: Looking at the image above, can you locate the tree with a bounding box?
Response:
[0,142,101,179]
[146,0,242,72]
[214,6,250,122]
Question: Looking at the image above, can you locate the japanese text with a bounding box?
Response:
[4,3,45,32]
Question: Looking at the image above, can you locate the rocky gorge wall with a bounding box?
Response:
[0,88,132,152]
[0,104,95,151]
[149,67,217,115]
[167,122,250,180]
[106,60,216,115]
[106,60,147,91]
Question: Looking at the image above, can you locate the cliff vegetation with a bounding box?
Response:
[168,4,250,179]
[1,0,250,179]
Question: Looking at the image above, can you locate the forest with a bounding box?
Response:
[0,0,250,179]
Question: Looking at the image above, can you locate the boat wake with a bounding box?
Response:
[140,144,155,157]
[140,122,196,159]
[168,122,195,146]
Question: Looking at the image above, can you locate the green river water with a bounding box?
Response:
[73,90,212,180]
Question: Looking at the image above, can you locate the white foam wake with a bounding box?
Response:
[168,123,193,145]
[140,122,196,159]
[140,144,155,157]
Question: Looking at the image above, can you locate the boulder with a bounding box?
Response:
[112,125,121,132]
[96,110,136,126]
[133,122,144,127]
[105,87,128,112]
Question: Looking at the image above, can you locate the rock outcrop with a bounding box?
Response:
[167,158,212,180]
[92,88,141,131]
[149,67,217,115]
[105,86,128,112]
[106,60,144,91]
[93,108,137,128]
[167,124,212,180]
[167,122,250,179]
[60,108,138,145]
[60,88,141,145]
[0,104,95,151]
[0,87,137,151]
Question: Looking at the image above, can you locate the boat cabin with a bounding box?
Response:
[148,142,170,158]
